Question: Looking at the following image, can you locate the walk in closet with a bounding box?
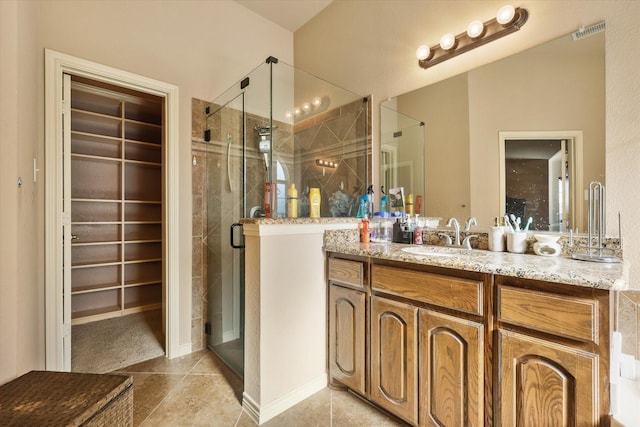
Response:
[69,77,164,325]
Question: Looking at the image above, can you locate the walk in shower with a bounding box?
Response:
[195,57,370,377]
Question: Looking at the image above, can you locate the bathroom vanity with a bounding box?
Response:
[325,232,627,426]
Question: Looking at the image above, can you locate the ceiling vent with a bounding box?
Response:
[572,21,606,41]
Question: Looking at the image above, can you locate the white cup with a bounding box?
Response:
[506,232,527,254]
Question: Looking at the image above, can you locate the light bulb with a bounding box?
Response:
[467,20,485,38]
[496,5,516,25]
[294,108,301,116]
[312,97,322,106]
[285,111,293,119]
[439,33,456,50]
[416,44,431,61]
[302,102,311,112]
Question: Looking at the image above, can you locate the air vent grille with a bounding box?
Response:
[572,21,606,41]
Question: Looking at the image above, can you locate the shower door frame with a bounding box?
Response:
[205,90,249,377]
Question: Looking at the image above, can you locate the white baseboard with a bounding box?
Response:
[242,374,328,425]
[170,343,192,358]
[611,354,640,427]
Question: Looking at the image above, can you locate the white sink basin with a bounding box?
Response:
[401,246,476,257]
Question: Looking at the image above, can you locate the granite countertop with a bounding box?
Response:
[324,230,629,291]
[240,217,360,225]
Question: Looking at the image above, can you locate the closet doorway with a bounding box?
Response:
[45,50,181,372]
[69,75,165,372]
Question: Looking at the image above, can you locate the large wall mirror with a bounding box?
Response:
[381,29,605,231]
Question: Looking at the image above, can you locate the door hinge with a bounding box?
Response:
[63,323,71,339]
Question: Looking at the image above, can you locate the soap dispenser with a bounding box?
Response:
[488,216,505,252]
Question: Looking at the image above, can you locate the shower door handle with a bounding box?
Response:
[230,223,245,249]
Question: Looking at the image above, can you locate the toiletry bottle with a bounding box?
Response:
[360,215,370,243]
[366,185,375,217]
[415,195,423,216]
[309,187,321,218]
[380,186,388,213]
[406,193,414,216]
[488,216,505,252]
[287,184,298,218]
[264,182,271,218]
[414,217,423,245]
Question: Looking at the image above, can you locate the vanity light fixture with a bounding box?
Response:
[285,96,329,121]
[315,159,337,168]
[417,5,528,70]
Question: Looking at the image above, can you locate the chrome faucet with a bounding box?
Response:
[438,217,477,249]
[438,217,461,246]
[464,217,477,231]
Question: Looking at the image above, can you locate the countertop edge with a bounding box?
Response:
[324,241,629,291]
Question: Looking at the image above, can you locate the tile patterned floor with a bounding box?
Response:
[115,350,405,426]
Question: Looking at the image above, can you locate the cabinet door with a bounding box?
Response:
[420,310,484,427]
[498,330,599,426]
[371,296,418,425]
[328,284,366,394]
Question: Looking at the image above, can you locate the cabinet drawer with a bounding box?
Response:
[371,265,483,316]
[497,285,598,344]
[328,258,364,289]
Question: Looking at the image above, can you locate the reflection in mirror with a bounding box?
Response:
[380,29,604,230]
[380,104,424,214]
[499,131,584,232]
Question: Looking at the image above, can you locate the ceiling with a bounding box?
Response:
[235,0,333,32]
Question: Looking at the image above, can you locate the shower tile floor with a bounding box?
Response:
[115,349,405,426]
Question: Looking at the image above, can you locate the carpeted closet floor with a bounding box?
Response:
[72,309,165,374]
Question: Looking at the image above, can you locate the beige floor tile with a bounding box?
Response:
[121,350,207,374]
[235,411,259,427]
[120,349,403,426]
[128,373,185,426]
[331,389,406,426]
[140,374,243,426]
[263,387,332,427]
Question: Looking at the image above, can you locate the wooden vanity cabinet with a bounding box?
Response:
[371,263,489,427]
[420,309,484,427]
[371,295,419,425]
[495,275,611,426]
[327,254,613,426]
[327,256,367,395]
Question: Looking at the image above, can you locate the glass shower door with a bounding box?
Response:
[205,92,245,377]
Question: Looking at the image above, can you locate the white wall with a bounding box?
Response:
[0,0,293,383]
[295,0,640,289]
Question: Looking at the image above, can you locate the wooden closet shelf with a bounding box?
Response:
[124,280,162,288]
[72,240,123,247]
[72,282,121,294]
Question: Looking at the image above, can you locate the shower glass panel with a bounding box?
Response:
[380,104,425,215]
[203,58,369,378]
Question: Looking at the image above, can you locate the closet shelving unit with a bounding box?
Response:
[70,79,163,325]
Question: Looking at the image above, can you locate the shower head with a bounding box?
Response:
[255,124,277,136]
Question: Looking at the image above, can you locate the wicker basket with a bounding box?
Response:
[0,370,133,426]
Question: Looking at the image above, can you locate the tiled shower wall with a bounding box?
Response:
[293,97,371,217]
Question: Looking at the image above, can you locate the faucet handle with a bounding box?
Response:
[438,233,453,245]
[464,217,477,231]
[462,234,477,249]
